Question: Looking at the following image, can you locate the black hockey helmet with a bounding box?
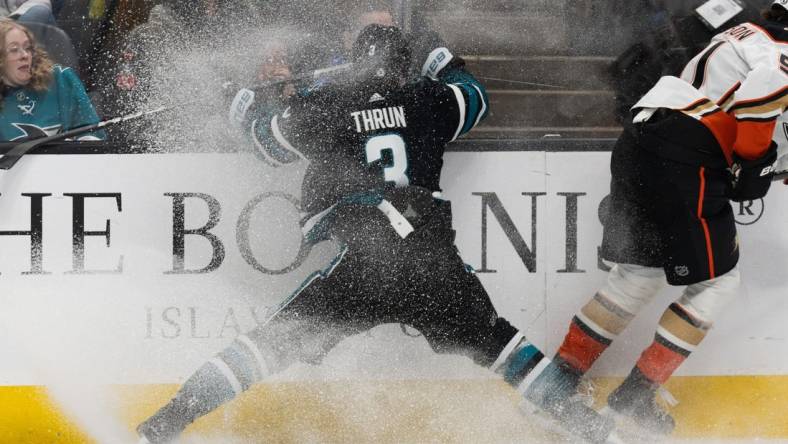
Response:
[351,24,411,88]
[765,0,788,25]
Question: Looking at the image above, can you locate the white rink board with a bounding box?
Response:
[0,151,785,385]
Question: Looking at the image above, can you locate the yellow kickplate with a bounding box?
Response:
[0,386,94,444]
[592,376,788,439]
[3,376,788,443]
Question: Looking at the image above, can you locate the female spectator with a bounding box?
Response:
[0,20,102,141]
[1,1,58,25]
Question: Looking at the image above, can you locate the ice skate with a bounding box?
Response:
[136,400,192,444]
[602,371,676,439]
[521,360,619,444]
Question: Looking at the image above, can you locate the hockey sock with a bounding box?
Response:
[634,303,709,384]
[492,332,548,389]
[555,292,635,375]
[159,334,278,425]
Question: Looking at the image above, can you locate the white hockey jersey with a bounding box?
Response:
[633,22,787,165]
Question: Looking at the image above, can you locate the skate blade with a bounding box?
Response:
[599,406,668,443]
[520,399,625,444]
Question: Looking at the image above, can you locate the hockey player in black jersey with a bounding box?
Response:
[136,25,617,444]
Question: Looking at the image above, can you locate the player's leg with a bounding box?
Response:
[606,163,740,434]
[540,263,666,394]
[137,247,370,444]
[402,237,615,444]
[606,266,740,434]
[555,122,668,380]
[523,126,668,423]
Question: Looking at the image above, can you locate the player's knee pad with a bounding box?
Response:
[677,265,741,324]
[577,292,637,340]
[655,267,741,355]
[599,263,666,315]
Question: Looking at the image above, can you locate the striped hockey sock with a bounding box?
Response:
[138,333,278,441]
[492,332,547,389]
[556,292,635,374]
[635,303,709,384]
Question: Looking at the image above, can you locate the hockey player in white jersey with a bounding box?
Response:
[525,0,787,437]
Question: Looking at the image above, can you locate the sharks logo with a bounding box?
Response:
[9,123,61,141]
[17,98,36,116]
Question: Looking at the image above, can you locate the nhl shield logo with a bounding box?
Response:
[674,265,690,277]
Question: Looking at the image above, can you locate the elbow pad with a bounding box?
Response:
[251,113,303,168]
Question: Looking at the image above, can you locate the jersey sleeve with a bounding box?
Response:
[726,32,787,160]
[422,53,490,144]
[55,66,105,140]
[244,99,309,167]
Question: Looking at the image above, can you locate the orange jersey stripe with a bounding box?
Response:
[697,167,716,280]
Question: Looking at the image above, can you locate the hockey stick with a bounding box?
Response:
[244,64,566,90]
[0,103,192,170]
[1,64,356,171]
[227,63,355,92]
[773,169,788,182]
[476,76,566,89]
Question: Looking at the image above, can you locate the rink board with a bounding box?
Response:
[0,146,786,441]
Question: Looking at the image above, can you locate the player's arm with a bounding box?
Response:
[726,35,786,160]
[228,88,306,167]
[411,31,490,141]
[727,66,786,160]
[724,45,786,199]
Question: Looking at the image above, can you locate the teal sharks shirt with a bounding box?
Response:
[0,65,104,141]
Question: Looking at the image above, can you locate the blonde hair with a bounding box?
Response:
[0,19,54,97]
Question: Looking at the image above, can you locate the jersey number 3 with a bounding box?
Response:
[365,134,410,187]
[781,53,788,76]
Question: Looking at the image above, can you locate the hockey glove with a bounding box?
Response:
[727,142,778,202]
[228,87,257,129]
[407,30,460,80]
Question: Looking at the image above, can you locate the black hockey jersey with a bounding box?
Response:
[248,63,488,217]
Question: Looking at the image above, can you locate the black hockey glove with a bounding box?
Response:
[727,142,778,202]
